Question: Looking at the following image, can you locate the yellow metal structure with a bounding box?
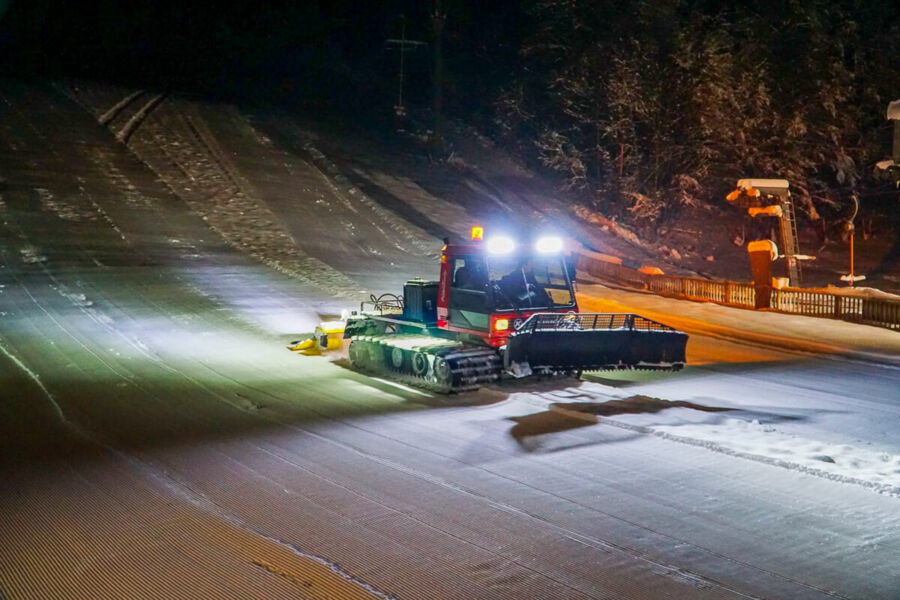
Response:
[747,239,778,261]
[288,321,347,355]
[748,205,783,218]
[638,265,665,275]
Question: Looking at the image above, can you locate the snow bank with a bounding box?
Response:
[652,418,900,495]
[812,285,900,301]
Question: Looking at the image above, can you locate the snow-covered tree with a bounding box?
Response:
[496,0,900,230]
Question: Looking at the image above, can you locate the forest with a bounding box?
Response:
[486,1,899,234]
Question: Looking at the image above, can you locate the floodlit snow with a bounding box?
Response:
[0,80,898,600]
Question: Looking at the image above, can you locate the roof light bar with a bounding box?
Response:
[535,236,563,254]
[486,236,515,254]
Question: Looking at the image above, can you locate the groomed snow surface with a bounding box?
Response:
[0,80,898,600]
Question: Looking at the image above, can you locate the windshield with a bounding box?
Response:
[487,255,575,310]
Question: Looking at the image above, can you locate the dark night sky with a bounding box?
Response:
[0,1,524,111]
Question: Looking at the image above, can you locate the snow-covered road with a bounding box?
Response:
[1,81,898,600]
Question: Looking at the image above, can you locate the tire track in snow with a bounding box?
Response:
[271,120,440,256]
[0,250,389,600]
[170,357,778,599]
[0,212,394,599]
[203,368,856,600]
[62,81,367,298]
[10,81,882,599]
[0,335,73,431]
[7,82,604,596]
[0,88,388,597]
[165,102,367,297]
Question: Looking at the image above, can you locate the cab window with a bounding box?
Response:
[451,256,487,290]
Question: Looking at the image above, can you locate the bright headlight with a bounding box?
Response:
[535,236,563,254]
[486,236,515,254]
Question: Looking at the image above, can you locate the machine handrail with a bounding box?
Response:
[360,293,403,315]
[514,312,678,333]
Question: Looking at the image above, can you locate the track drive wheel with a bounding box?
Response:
[348,340,367,369]
[367,342,385,368]
[390,347,406,370]
[431,357,453,392]
[412,352,429,377]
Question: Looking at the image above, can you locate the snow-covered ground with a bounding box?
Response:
[0,80,898,600]
[574,283,900,497]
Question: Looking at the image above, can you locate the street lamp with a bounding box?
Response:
[840,194,866,286]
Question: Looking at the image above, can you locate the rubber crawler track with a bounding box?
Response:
[348,335,501,393]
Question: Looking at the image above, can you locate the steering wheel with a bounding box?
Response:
[492,284,516,309]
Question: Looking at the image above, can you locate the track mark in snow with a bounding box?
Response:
[18,245,46,264]
[121,101,366,298]
[135,459,396,600]
[248,541,397,600]
[73,175,132,244]
[299,138,438,255]
[53,285,94,308]
[0,337,76,432]
[87,148,157,211]
[252,560,317,590]
[35,187,98,222]
[254,419,768,600]
[187,370,831,599]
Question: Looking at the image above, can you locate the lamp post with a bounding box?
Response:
[840,194,866,286]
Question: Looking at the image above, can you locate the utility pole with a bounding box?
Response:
[430,0,446,158]
[385,15,426,123]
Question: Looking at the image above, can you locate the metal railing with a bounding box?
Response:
[577,251,900,331]
[645,275,756,308]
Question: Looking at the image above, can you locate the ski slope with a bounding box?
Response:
[1,80,898,600]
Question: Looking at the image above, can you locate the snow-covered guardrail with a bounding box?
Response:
[576,249,900,331]
[645,274,756,308]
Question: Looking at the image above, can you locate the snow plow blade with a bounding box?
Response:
[287,321,346,355]
[504,313,687,376]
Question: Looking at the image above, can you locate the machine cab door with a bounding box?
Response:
[448,254,490,332]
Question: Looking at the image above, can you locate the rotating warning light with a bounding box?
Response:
[486,236,516,254]
[535,236,563,254]
[470,226,484,241]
